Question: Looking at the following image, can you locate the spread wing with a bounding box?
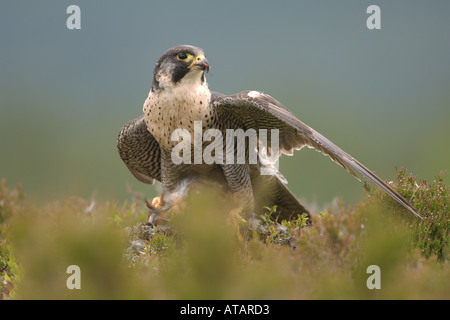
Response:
[212,90,423,220]
[117,116,161,184]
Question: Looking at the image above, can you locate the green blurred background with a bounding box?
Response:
[1,0,449,209]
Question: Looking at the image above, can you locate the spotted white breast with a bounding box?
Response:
[143,73,212,151]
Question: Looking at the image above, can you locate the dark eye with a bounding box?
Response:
[177,53,188,60]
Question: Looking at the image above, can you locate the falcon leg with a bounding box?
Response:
[147,148,188,215]
[221,163,255,216]
[160,149,185,192]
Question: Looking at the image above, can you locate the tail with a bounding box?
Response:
[252,171,310,222]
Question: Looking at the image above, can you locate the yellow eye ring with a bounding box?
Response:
[176,52,192,61]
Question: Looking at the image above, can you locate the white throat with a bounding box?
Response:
[143,71,212,150]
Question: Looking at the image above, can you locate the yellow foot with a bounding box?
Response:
[146,192,165,210]
[151,196,163,209]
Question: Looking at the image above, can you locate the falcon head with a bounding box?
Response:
[152,45,209,91]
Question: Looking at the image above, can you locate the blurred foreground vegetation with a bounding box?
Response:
[0,168,448,299]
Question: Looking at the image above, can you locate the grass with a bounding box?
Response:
[0,167,448,299]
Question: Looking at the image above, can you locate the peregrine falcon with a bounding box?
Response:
[117,45,423,221]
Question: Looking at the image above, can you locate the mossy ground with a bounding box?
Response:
[0,168,448,299]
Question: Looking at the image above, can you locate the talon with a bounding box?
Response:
[150,192,166,209]
[151,197,163,209]
[145,198,153,209]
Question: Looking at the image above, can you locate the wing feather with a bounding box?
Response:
[117,116,161,184]
[213,90,423,220]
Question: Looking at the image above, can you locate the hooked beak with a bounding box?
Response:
[188,55,210,73]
